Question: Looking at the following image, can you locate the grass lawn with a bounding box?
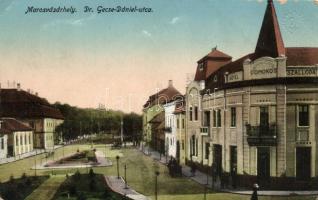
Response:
[25,176,66,200]
[0,175,49,200]
[0,144,317,200]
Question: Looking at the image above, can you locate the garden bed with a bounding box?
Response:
[53,171,128,200]
[45,150,98,167]
[0,174,49,200]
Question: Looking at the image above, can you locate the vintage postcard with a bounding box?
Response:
[1,0,318,199]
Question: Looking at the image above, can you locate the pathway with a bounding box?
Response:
[25,176,66,200]
[105,176,149,200]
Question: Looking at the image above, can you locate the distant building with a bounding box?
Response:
[142,80,181,152]
[0,85,64,150]
[186,0,318,189]
[0,118,33,157]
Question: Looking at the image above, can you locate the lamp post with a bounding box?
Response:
[116,155,120,179]
[34,149,37,177]
[124,164,128,189]
[155,171,160,200]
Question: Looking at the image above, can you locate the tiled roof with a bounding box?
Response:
[143,82,182,108]
[194,48,232,81]
[0,89,64,119]
[0,118,33,134]
[286,47,318,66]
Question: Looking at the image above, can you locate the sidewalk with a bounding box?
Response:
[140,147,318,197]
[105,176,149,200]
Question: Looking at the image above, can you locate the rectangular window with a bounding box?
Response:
[16,135,18,146]
[217,109,221,127]
[20,135,23,145]
[194,106,198,121]
[205,143,210,160]
[298,105,309,126]
[260,106,269,126]
[182,140,185,150]
[195,138,198,156]
[182,119,185,129]
[203,111,210,126]
[231,107,236,127]
[177,118,180,129]
[189,107,193,121]
[1,138,3,150]
[213,110,217,127]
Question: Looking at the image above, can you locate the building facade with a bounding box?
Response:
[143,80,182,152]
[185,0,318,189]
[0,85,64,150]
[0,118,33,157]
[0,129,8,159]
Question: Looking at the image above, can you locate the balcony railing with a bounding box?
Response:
[164,127,172,133]
[200,126,210,136]
[246,123,277,146]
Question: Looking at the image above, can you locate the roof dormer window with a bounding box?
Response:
[213,75,218,82]
[199,63,204,71]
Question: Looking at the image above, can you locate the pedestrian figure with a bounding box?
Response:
[251,183,259,200]
[231,166,237,189]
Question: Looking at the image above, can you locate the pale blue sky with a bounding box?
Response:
[0,0,318,112]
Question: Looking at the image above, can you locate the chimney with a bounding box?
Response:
[17,83,21,91]
[168,80,173,87]
[35,92,38,96]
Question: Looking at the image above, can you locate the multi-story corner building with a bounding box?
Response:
[0,118,33,156]
[0,85,64,150]
[186,0,318,189]
[143,80,181,152]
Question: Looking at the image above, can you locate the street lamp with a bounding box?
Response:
[155,171,160,200]
[124,164,128,189]
[34,149,37,177]
[116,155,120,179]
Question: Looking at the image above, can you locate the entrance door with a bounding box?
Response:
[230,146,237,173]
[296,147,311,180]
[213,145,222,176]
[176,141,180,162]
[257,147,270,179]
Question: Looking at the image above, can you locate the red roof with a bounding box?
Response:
[0,89,64,120]
[143,82,182,108]
[194,48,232,81]
[0,118,33,134]
[254,0,285,59]
[286,47,318,66]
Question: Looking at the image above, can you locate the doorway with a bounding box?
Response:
[213,145,222,176]
[296,147,311,180]
[257,147,270,180]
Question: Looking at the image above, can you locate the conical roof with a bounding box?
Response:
[254,0,285,58]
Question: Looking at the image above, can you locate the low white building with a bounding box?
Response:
[0,118,33,157]
[164,101,177,159]
[0,122,8,159]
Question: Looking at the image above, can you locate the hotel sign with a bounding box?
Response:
[227,71,243,83]
[250,59,277,79]
[287,67,318,77]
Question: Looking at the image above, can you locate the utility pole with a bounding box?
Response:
[120,117,124,144]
